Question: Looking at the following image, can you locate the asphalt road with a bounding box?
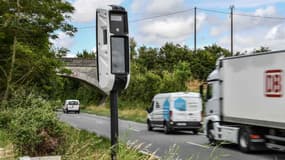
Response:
[58,112,285,160]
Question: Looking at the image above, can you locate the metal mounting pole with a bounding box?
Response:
[110,90,119,160]
[194,6,197,54]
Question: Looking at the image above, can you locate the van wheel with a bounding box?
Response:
[207,122,216,145]
[192,129,199,135]
[147,120,153,131]
[164,123,171,134]
[238,127,252,153]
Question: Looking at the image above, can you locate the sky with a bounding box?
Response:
[51,0,285,57]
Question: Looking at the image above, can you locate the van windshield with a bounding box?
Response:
[68,101,79,105]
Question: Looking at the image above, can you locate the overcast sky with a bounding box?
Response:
[52,0,285,56]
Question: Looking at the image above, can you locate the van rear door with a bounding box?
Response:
[172,96,201,122]
[68,100,79,110]
[186,98,202,122]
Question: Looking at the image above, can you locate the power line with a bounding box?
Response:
[2,7,285,32]
[197,8,229,15]
[76,8,194,29]
[197,7,285,20]
[234,12,285,20]
[129,8,194,23]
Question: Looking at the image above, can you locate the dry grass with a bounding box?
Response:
[186,79,204,92]
[83,105,147,123]
[0,145,15,159]
[119,108,147,123]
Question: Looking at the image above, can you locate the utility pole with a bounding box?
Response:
[194,7,197,53]
[230,5,234,56]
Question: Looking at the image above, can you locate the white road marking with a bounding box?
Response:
[186,142,210,149]
[129,127,140,132]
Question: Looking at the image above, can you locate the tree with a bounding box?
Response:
[0,0,76,106]
[253,46,271,53]
[129,37,137,60]
[158,43,191,72]
[76,49,96,58]
[137,46,159,71]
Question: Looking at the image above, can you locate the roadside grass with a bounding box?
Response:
[0,129,10,148]
[0,122,155,160]
[82,103,147,123]
[0,129,15,159]
[61,124,156,160]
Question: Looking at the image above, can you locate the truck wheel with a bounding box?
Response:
[207,122,216,145]
[164,123,171,134]
[147,120,153,131]
[238,127,252,153]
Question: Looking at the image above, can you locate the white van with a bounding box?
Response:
[146,92,202,134]
[63,100,80,114]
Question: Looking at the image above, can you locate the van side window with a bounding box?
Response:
[207,84,213,100]
[155,102,160,109]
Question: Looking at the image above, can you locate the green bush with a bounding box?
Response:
[0,110,13,129]
[9,100,65,156]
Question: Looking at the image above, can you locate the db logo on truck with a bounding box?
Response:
[265,70,283,97]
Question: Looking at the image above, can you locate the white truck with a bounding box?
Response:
[201,50,285,152]
[146,92,202,134]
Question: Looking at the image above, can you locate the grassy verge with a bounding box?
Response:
[61,124,155,160]
[82,104,147,123]
[0,129,14,159]
[0,123,155,160]
[0,92,154,160]
[0,129,10,148]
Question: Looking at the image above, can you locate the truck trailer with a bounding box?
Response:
[201,50,285,152]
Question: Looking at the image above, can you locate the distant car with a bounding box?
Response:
[146,92,202,134]
[63,100,80,114]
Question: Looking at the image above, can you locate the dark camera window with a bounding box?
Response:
[111,37,126,74]
[103,29,107,44]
